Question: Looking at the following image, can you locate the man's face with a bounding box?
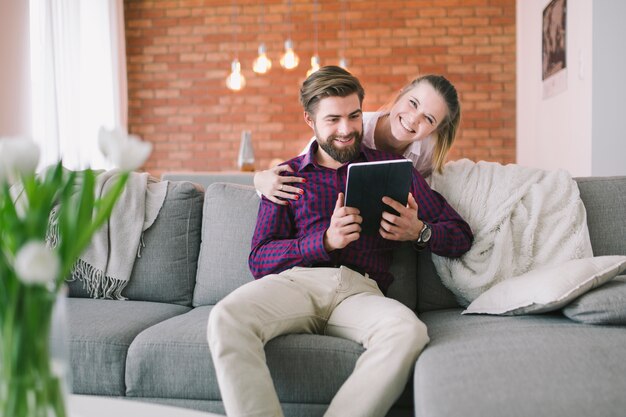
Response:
[305,94,363,164]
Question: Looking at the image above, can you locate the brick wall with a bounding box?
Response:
[124,0,516,176]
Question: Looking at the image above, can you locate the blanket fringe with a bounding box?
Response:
[45,207,60,249]
[46,207,131,300]
[137,233,145,258]
[70,258,128,300]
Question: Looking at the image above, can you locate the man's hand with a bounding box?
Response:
[379,193,423,241]
[323,193,362,252]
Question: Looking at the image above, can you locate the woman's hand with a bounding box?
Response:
[379,193,423,241]
[253,165,306,205]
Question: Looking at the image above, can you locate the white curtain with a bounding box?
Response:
[29,0,127,170]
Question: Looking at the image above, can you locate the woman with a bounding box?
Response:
[254,74,461,205]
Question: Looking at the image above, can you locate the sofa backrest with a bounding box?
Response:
[575,176,626,256]
[192,182,419,310]
[414,175,626,313]
[193,183,259,306]
[68,180,204,306]
[162,171,254,189]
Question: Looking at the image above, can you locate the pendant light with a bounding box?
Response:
[307,56,320,77]
[226,1,245,91]
[226,59,245,91]
[253,0,272,74]
[280,0,299,70]
[307,0,320,77]
[253,44,272,75]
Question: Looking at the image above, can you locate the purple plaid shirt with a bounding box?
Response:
[249,142,473,293]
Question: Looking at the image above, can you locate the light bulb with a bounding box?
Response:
[339,57,348,69]
[306,55,321,77]
[253,43,272,74]
[226,59,246,91]
[280,39,299,70]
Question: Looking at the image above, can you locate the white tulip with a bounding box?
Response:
[0,137,40,185]
[14,241,60,286]
[98,127,152,171]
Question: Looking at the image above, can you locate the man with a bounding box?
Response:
[208,66,473,417]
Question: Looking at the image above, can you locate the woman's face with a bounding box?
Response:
[388,82,448,145]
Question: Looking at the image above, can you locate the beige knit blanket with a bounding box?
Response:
[50,170,168,299]
[429,159,593,306]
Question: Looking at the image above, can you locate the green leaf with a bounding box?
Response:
[75,169,96,238]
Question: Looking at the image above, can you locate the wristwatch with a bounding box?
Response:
[413,222,432,250]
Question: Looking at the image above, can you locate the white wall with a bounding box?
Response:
[517,0,593,176]
[0,0,31,137]
[591,0,626,176]
[517,0,626,176]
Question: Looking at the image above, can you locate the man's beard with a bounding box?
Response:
[316,129,363,164]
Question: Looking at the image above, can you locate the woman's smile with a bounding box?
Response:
[399,116,416,134]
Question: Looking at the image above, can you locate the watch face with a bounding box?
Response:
[421,225,432,242]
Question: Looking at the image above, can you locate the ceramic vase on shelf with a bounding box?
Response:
[238,130,255,172]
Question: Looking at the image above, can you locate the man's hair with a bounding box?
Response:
[299,66,365,116]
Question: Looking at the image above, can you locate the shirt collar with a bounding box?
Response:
[298,140,317,171]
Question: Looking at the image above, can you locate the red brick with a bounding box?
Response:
[449,7,475,17]
[419,8,447,18]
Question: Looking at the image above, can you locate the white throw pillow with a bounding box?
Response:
[463,256,626,315]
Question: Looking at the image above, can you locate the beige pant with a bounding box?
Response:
[207,266,429,417]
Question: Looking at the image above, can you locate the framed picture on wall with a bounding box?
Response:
[542,0,567,99]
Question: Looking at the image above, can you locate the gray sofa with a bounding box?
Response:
[67,175,626,417]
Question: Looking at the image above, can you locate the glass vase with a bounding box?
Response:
[0,281,69,417]
[237,130,255,172]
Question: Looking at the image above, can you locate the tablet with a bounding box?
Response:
[344,159,413,236]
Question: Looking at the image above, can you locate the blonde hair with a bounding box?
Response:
[386,74,461,174]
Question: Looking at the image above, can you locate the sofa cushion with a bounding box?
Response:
[415,309,626,417]
[416,251,460,313]
[125,181,204,305]
[68,181,204,306]
[575,176,626,256]
[463,256,626,315]
[67,298,190,396]
[386,243,418,310]
[193,183,259,306]
[126,307,219,400]
[563,275,626,325]
[126,306,364,403]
